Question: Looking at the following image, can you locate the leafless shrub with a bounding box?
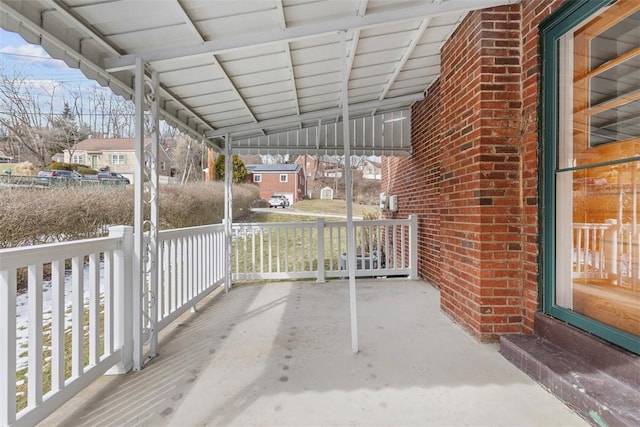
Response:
[159,182,258,228]
[13,162,37,176]
[0,182,260,248]
[0,186,134,248]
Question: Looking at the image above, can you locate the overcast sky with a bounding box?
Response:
[0,28,106,112]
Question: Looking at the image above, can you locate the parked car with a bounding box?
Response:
[269,194,290,208]
[37,170,82,184]
[97,172,130,185]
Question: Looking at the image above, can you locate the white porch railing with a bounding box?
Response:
[231,215,418,281]
[0,226,133,427]
[1,216,417,426]
[155,224,227,332]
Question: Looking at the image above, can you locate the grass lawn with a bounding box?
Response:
[242,199,379,224]
[289,199,379,218]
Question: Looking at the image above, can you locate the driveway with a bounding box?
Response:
[251,207,363,220]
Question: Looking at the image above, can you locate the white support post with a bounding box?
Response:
[133,56,145,370]
[0,268,17,426]
[51,260,65,391]
[108,226,134,374]
[224,134,233,292]
[340,30,358,354]
[71,256,84,378]
[409,214,418,280]
[317,217,326,283]
[27,263,44,407]
[147,69,160,359]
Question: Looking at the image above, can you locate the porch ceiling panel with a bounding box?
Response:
[194,11,283,41]
[238,81,290,100]
[297,83,342,100]
[350,63,397,80]
[218,52,289,76]
[0,0,517,154]
[405,55,441,70]
[160,66,225,88]
[282,0,362,28]
[229,69,292,92]
[196,102,246,117]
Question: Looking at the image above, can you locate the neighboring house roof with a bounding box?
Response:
[319,155,341,164]
[71,138,151,151]
[68,138,171,159]
[247,164,301,173]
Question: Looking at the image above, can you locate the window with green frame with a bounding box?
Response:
[541,0,640,354]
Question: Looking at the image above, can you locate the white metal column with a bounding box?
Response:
[133,58,159,369]
[0,269,17,425]
[146,69,160,360]
[224,134,233,292]
[340,31,358,354]
[133,57,145,370]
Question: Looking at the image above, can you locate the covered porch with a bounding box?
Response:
[40,279,584,427]
[0,0,592,425]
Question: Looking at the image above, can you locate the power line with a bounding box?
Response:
[0,110,135,117]
[0,51,62,61]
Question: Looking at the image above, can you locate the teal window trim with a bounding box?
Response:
[539,0,639,354]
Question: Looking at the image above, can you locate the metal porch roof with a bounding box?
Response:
[0,0,516,155]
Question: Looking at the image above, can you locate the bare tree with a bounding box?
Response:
[0,68,55,166]
[72,86,135,138]
[169,135,205,182]
[50,102,90,160]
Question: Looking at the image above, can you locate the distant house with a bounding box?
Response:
[361,159,381,180]
[294,155,342,179]
[64,138,175,183]
[247,164,306,204]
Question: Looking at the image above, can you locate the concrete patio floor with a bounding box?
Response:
[40,279,588,427]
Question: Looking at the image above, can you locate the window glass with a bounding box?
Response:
[554,0,640,341]
[280,174,288,183]
[254,174,261,182]
[111,154,125,165]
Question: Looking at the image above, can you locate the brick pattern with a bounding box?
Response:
[382,0,563,341]
[381,80,442,285]
[251,170,306,203]
[439,5,524,341]
[519,0,565,334]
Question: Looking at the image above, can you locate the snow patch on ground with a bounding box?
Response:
[15,263,104,371]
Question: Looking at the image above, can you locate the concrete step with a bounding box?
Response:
[500,317,640,427]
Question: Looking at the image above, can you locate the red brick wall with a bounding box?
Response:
[382,0,564,341]
[519,0,565,333]
[381,79,442,285]
[439,4,525,341]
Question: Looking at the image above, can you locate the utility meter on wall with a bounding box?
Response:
[379,193,387,210]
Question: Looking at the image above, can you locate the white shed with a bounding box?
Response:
[320,186,334,200]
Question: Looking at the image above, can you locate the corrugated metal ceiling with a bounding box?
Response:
[0,0,516,154]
